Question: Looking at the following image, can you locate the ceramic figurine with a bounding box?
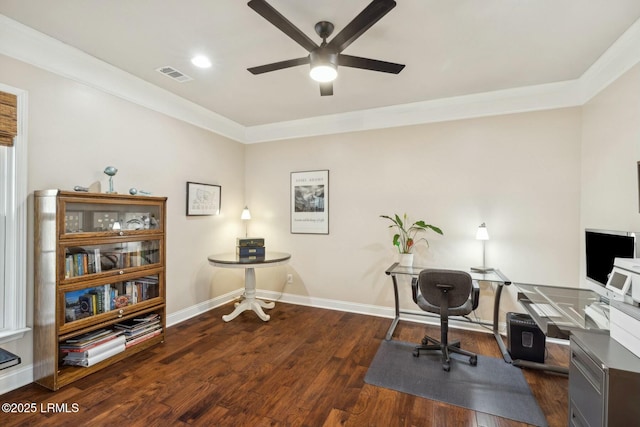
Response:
[103,166,118,193]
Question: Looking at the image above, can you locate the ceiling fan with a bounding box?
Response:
[247,0,405,96]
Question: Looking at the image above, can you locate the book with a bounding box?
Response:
[62,335,126,359]
[237,237,265,247]
[93,248,102,273]
[121,324,162,340]
[76,253,84,275]
[62,342,125,367]
[133,313,161,323]
[0,348,21,371]
[125,329,162,348]
[65,255,73,278]
[237,246,266,257]
[114,314,162,344]
[61,329,123,348]
[114,313,160,331]
[61,333,123,353]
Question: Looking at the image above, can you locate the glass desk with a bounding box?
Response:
[514,282,609,373]
[384,263,512,361]
[516,283,609,338]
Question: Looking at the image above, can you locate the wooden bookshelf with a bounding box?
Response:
[34,190,167,391]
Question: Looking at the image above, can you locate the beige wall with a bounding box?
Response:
[580,63,640,290]
[245,108,583,319]
[0,54,247,372]
[1,50,638,393]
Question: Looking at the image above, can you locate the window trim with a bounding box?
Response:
[0,84,29,343]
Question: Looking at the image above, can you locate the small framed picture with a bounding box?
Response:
[186,182,221,216]
[291,170,329,234]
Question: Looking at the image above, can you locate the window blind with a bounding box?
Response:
[0,91,18,147]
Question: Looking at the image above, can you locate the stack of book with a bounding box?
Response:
[64,276,161,322]
[61,329,125,367]
[236,237,265,259]
[114,313,162,348]
[64,248,102,278]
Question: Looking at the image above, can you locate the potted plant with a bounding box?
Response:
[380,213,443,266]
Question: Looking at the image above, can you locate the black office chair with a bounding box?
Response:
[411,268,480,371]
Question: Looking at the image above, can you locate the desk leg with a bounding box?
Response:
[493,282,512,363]
[512,358,568,374]
[385,275,401,340]
[222,267,274,322]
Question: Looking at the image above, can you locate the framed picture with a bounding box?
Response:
[186,182,221,216]
[291,170,329,234]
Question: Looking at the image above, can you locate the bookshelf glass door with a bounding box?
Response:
[61,239,162,281]
[62,199,163,235]
[61,274,161,330]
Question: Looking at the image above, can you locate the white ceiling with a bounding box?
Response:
[1,0,640,129]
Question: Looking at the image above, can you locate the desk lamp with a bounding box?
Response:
[471,222,494,273]
[241,206,251,238]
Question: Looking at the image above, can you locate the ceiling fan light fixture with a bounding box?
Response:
[310,64,337,82]
[309,49,338,83]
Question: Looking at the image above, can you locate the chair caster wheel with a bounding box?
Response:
[421,337,429,345]
[470,355,477,366]
[413,349,420,357]
[443,363,450,372]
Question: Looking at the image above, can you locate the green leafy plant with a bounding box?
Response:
[380,213,443,254]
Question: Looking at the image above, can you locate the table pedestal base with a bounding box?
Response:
[222,267,275,322]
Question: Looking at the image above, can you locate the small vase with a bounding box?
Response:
[399,253,414,267]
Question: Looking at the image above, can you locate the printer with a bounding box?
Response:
[607,258,640,358]
[607,257,640,305]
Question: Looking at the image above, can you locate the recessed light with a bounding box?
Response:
[191,55,212,68]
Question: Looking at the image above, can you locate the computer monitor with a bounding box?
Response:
[585,229,638,299]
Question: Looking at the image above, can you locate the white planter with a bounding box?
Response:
[398,253,414,267]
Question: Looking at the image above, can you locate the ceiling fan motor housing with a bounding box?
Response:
[310,48,338,69]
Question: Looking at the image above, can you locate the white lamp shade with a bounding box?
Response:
[475,223,489,240]
[241,207,251,220]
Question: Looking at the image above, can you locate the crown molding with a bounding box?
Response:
[1,14,639,144]
[244,79,583,143]
[578,15,640,103]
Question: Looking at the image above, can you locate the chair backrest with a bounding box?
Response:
[418,269,473,308]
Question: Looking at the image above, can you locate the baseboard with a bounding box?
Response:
[166,288,243,327]
[0,362,33,395]
[257,290,501,335]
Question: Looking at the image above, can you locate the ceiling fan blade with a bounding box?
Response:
[248,0,319,52]
[338,54,405,74]
[320,82,333,96]
[248,57,310,75]
[326,0,396,53]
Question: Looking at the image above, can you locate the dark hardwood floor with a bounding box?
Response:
[2,302,569,426]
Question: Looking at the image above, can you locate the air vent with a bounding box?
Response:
[155,66,193,83]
